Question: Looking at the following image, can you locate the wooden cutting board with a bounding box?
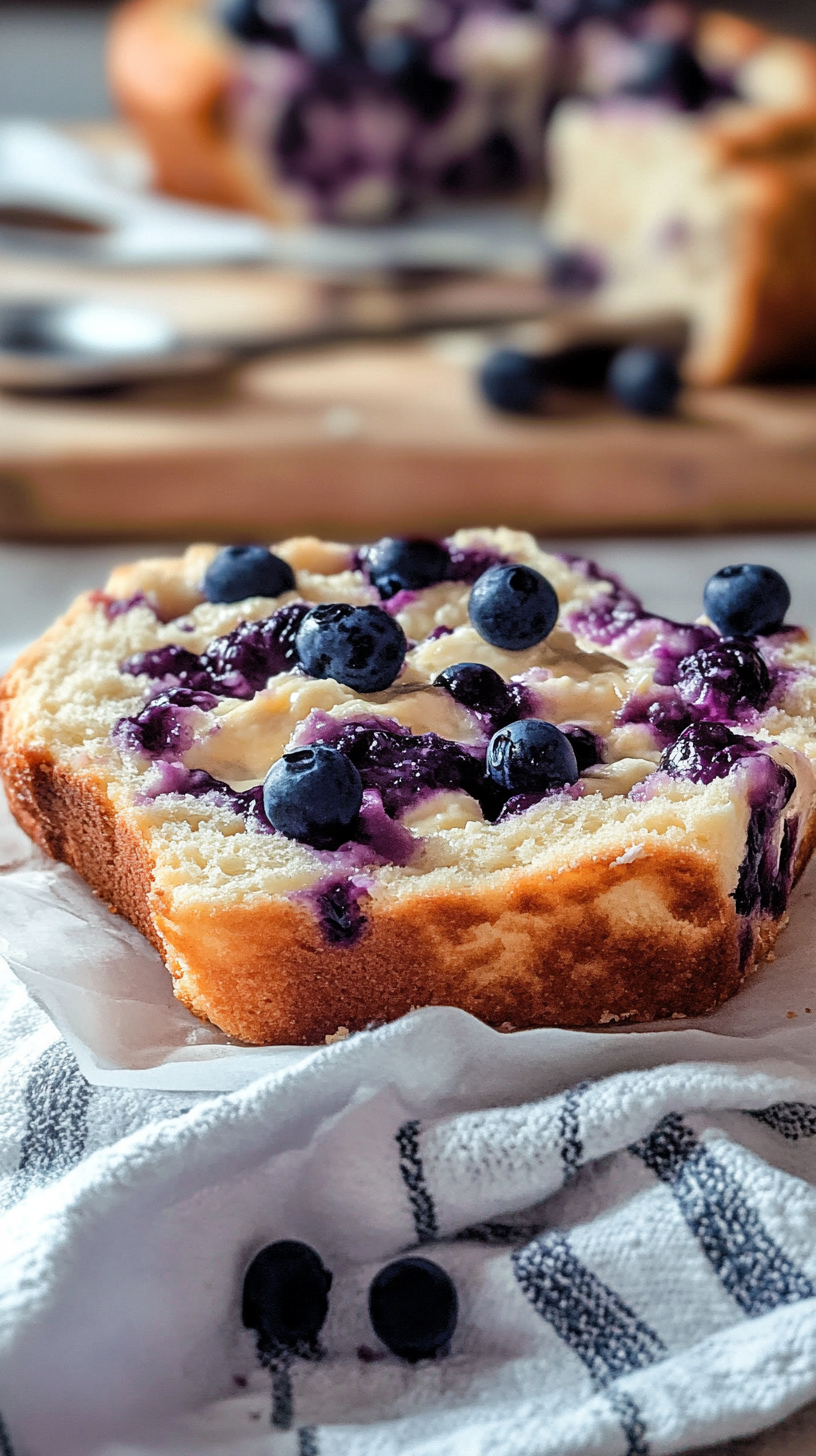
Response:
[2,251,816,542]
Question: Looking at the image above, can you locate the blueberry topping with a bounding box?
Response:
[703,564,791,638]
[469,563,559,651]
[434,662,520,727]
[659,722,759,785]
[263,744,364,848]
[203,546,296,605]
[296,603,407,692]
[364,537,449,599]
[242,1241,332,1349]
[487,719,579,793]
[368,1257,458,1362]
[478,349,547,415]
[607,346,680,417]
[623,40,712,111]
[200,603,311,695]
[304,718,487,818]
[676,637,771,719]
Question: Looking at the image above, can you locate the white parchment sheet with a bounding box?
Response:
[2,787,816,1093]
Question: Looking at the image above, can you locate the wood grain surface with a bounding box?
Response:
[2,240,816,543]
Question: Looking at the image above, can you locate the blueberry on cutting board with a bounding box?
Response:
[607,346,681,417]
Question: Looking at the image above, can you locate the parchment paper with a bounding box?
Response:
[2,788,816,1093]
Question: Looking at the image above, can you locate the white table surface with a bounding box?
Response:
[2,530,816,1454]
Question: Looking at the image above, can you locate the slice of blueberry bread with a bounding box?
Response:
[2,528,815,1045]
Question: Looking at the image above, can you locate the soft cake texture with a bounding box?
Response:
[3,527,816,1045]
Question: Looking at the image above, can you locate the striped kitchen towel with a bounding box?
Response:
[3,957,816,1455]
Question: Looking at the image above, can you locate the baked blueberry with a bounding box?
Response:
[203,545,296,604]
[660,722,758,785]
[296,603,407,692]
[487,718,579,793]
[469,563,559,650]
[434,662,519,726]
[703,564,791,638]
[368,1257,458,1362]
[263,744,363,847]
[242,1240,332,1348]
[478,349,548,415]
[676,637,771,718]
[364,537,449,599]
[607,346,680,417]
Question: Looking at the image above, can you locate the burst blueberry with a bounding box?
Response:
[469,563,559,651]
[296,603,407,692]
[703,564,791,638]
[607,346,680,417]
[368,1257,458,1362]
[623,40,712,111]
[487,718,579,793]
[203,545,296,605]
[364,537,449,599]
[434,662,519,727]
[478,349,548,415]
[262,744,363,848]
[242,1241,332,1349]
[676,637,771,719]
[660,722,759,785]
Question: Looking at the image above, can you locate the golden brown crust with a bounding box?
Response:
[0,723,766,1045]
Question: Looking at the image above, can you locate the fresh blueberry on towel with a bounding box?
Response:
[364,537,449,599]
[203,546,296,604]
[296,602,407,692]
[242,1241,332,1347]
[368,1257,458,1362]
[487,719,579,793]
[607,346,680,416]
[703,564,791,638]
[263,745,364,848]
[469,563,559,650]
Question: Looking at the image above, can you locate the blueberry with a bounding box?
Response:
[607,346,680,417]
[203,546,296,605]
[545,247,605,297]
[561,724,600,772]
[660,722,758,785]
[296,603,407,692]
[623,40,712,111]
[263,744,363,847]
[242,1241,332,1349]
[487,718,579,793]
[364,537,449,599]
[676,637,771,718]
[434,662,518,726]
[469,563,559,651]
[703,564,791,638]
[368,1257,458,1362]
[478,349,548,415]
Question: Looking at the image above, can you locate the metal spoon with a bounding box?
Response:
[0,274,573,393]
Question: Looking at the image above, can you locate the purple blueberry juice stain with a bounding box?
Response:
[734,756,796,919]
[139,761,273,832]
[356,789,416,865]
[100,591,155,620]
[112,689,219,758]
[121,602,310,699]
[306,876,370,946]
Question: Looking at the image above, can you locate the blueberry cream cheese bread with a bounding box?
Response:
[3,529,816,1045]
